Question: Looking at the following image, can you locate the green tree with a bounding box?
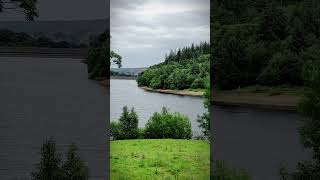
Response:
[118,106,139,139]
[86,32,122,80]
[283,45,320,179]
[299,45,320,161]
[110,50,122,68]
[31,138,63,180]
[61,144,89,180]
[257,51,302,86]
[257,3,288,41]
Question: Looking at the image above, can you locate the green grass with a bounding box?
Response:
[231,85,304,96]
[110,139,210,180]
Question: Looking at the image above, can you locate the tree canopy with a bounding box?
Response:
[212,0,320,90]
[137,42,210,90]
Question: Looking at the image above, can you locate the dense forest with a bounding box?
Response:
[212,0,320,90]
[0,29,87,48]
[212,0,320,179]
[137,42,210,90]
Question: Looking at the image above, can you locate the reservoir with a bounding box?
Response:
[212,105,311,180]
[0,56,311,179]
[110,79,206,134]
[0,57,108,180]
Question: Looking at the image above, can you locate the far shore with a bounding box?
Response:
[211,91,300,111]
[0,47,87,59]
[140,86,204,97]
[103,79,301,111]
[110,76,136,80]
[141,86,300,111]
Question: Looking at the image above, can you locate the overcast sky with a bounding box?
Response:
[111,0,210,68]
[0,0,109,21]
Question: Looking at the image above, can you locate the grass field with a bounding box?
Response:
[110,139,210,180]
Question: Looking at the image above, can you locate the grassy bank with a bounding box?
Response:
[110,139,210,180]
[141,87,205,97]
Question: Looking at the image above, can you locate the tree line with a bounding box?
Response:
[137,42,210,90]
[0,29,87,48]
[31,138,89,180]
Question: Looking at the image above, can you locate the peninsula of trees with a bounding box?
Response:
[137,42,210,90]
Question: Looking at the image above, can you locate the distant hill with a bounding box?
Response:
[0,19,108,45]
[111,67,148,76]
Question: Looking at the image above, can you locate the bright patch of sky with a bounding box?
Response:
[111,0,210,68]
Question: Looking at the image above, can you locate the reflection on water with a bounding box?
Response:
[212,105,311,180]
[110,79,206,134]
[0,57,108,180]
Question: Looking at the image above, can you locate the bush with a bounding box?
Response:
[144,107,192,139]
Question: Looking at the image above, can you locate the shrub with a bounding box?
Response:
[144,107,192,139]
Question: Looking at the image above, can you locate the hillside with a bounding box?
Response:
[111,67,147,76]
[0,19,108,45]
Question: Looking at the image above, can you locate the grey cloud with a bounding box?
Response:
[0,0,109,21]
[111,0,210,68]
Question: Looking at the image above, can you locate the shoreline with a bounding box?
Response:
[141,87,300,111]
[0,47,87,59]
[211,91,300,111]
[110,76,136,80]
[104,80,300,111]
[140,86,204,97]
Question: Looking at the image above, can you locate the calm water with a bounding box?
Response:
[0,57,312,180]
[110,79,206,134]
[212,105,312,180]
[0,57,108,180]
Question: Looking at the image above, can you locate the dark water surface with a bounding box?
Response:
[110,79,206,134]
[212,105,312,180]
[0,57,108,180]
